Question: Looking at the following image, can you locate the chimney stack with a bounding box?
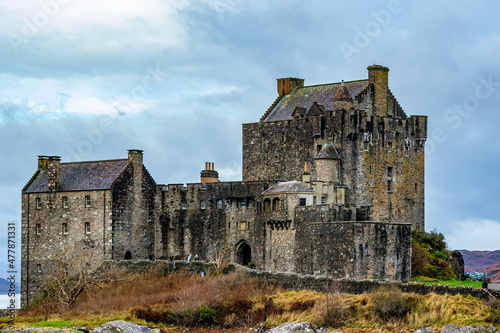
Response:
[47,156,61,192]
[128,149,144,165]
[201,162,219,184]
[277,77,304,96]
[367,65,389,116]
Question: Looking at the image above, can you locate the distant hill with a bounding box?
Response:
[485,262,500,283]
[0,278,20,294]
[459,250,500,282]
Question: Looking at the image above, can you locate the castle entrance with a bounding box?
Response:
[235,241,252,266]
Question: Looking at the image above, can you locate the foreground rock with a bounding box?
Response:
[90,320,160,333]
[264,322,339,333]
[0,321,159,333]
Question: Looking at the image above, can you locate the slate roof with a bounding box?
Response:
[262,181,313,194]
[264,79,368,122]
[23,159,129,193]
[315,143,340,160]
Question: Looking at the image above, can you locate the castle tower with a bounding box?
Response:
[314,143,340,182]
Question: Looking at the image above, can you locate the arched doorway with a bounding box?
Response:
[235,241,252,266]
[124,251,132,260]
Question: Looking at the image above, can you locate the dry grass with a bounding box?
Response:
[16,271,500,330]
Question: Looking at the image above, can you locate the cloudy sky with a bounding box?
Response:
[1,0,500,278]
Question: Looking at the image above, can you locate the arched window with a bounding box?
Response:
[124,251,132,260]
[264,198,271,212]
[272,198,280,211]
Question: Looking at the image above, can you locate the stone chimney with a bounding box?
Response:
[38,156,49,170]
[201,162,219,184]
[47,156,61,192]
[128,149,144,165]
[277,77,304,96]
[367,65,389,116]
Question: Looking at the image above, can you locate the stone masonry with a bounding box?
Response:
[21,64,426,306]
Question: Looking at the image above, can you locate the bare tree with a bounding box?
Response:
[47,240,115,310]
[213,242,231,275]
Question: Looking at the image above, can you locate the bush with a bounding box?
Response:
[289,299,316,312]
[316,293,354,328]
[369,287,410,322]
[247,262,255,269]
[411,243,431,278]
[486,297,500,324]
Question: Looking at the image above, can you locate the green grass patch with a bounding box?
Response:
[412,278,482,288]
[32,320,74,327]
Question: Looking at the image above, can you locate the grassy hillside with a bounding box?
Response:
[7,270,500,331]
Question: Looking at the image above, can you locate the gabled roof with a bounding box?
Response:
[262,181,313,194]
[23,159,129,193]
[264,80,368,122]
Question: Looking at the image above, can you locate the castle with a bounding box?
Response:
[21,65,427,304]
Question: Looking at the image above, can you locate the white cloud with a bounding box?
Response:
[446,219,500,251]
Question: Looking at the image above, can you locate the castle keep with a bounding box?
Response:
[21,65,427,303]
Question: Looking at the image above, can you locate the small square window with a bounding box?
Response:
[363,141,369,151]
[62,223,68,235]
[37,263,42,273]
[200,200,206,210]
[241,199,246,209]
[85,195,92,208]
[321,197,326,204]
[85,222,91,234]
[36,197,42,210]
[217,199,222,209]
[299,198,306,206]
[61,196,69,209]
[36,223,41,235]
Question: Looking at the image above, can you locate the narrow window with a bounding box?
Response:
[62,223,68,235]
[85,195,92,208]
[36,197,42,210]
[85,222,91,234]
[317,145,322,153]
[388,142,392,152]
[264,199,271,212]
[321,196,326,204]
[37,264,42,273]
[387,180,392,192]
[217,199,222,209]
[272,198,280,211]
[363,141,369,151]
[387,167,393,178]
[61,196,68,209]
[415,182,418,193]
[313,197,316,205]
[181,202,187,210]
[200,200,206,210]
[241,199,246,209]
[148,213,153,222]
[299,198,306,206]
[36,223,41,235]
